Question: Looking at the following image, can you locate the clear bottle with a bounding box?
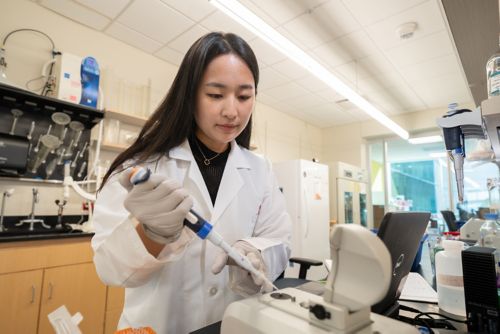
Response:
[480,213,500,248]
[486,37,500,98]
[435,240,466,317]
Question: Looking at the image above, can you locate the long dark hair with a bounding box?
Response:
[100,32,259,189]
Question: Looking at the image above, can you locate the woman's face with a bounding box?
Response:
[195,53,255,152]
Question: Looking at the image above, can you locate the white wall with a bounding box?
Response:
[0,0,323,216]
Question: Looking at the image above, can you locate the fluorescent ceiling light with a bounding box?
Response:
[209,0,409,140]
[408,135,443,144]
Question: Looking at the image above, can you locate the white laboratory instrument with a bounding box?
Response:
[436,105,484,203]
[328,161,369,227]
[436,95,500,202]
[44,52,100,108]
[460,217,485,241]
[220,224,419,334]
[273,160,330,281]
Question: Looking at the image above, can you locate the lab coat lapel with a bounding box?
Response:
[169,140,213,215]
[212,141,251,223]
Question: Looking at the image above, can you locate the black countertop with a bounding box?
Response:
[0,215,93,243]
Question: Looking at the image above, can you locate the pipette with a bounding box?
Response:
[129,167,278,292]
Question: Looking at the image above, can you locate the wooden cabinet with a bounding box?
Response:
[104,286,125,334]
[38,263,106,334]
[0,269,43,333]
[0,237,108,334]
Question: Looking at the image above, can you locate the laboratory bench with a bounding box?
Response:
[0,215,92,242]
[0,226,122,334]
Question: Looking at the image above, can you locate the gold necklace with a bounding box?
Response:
[194,138,221,166]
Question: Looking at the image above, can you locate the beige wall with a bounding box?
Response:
[0,0,323,216]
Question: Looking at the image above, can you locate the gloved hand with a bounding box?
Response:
[119,169,193,244]
[211,241,273,296]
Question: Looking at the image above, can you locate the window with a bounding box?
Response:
[368,135,498,227]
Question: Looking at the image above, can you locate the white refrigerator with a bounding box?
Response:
[273,160,330,281]
[328,161,371,228]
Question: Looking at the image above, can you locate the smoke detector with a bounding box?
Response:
[396,22,418,40]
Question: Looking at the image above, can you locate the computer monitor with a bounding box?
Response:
[371,211,431,317]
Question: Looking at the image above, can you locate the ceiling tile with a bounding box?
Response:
[105,21,162,53]
[312,30,380,73]
[256,92,280,105]
[399,53,461,83]
[312,40,354,69]
[200,11,256,41]
[309,104,358,126]
[155,45,185,66]
[365,0,446,50]
[264,82,309,102]
[296,74,331,93]
[316,88,347,103]
[411,73,471,108]
[117,0,194,44]
[344,106,372,121]
[279,0,360,50]
[258,67,290,90]
[40,0,110,30]
[333,51,397,85]
[167,25,209,54]
[246,0,320,25]
[74,0,130,19]
[248,38,287,66]
[358,71,408,93]
[384,30,454,68]
[271,59,309,80]
[284,92,328,110]
[159,0,216,21]
[342,0,428,26]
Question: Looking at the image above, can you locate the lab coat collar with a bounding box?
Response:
[168,139,251,222]
[168,139,251,169]
[212,140,251,222]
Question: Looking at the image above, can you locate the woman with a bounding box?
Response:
[91,32,292,333]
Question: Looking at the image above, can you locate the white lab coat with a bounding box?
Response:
[91,139,292,334]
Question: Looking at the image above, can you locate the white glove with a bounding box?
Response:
[119,169,193,244]
[211,241,273,296]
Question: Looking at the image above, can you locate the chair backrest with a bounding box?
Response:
[441,210,458,231]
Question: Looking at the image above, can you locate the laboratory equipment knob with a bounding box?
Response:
[309,304,330,320]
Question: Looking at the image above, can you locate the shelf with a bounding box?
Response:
[100,142,129,153]
[0,83,104,129]
[104,110,148,126]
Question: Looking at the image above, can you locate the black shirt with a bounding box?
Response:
[188,135,230,205]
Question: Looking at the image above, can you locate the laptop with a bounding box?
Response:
[371,211,431,317]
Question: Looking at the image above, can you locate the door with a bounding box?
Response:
[338,178,358,224]
[359,183,368,227]
[0,269,43,333]
[337,178,368,225]
[38,262,107,334]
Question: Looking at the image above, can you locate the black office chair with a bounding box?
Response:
[440,210,458,232]
[274,257,323,289]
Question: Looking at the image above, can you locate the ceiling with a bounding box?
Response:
[34,0,481,129]
[441,0,498,106]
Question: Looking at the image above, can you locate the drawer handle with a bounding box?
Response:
[48,282,53,300]
[31,285,35,303]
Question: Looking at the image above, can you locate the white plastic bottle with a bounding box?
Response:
[480,213,500,248]
[486,37,500,98]
[435,240,466,317]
